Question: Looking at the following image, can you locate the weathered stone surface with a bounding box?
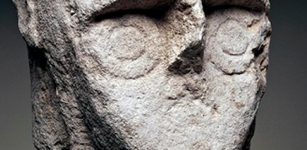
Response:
[13,0,271,149]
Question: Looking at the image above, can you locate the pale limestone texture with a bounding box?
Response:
[13,0,271,149]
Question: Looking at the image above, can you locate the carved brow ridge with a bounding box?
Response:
[94,0,269,14]
[203,0,270,12]
[89,0,174,22]
[89,0,269,22]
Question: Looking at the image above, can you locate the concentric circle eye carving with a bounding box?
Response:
[80,16,163,79]
[206,14,256,74]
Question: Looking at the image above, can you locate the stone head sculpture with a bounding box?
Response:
[13,0,271,149]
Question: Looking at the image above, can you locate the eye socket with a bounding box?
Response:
[90,0,174,23]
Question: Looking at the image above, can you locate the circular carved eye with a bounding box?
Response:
[108,26,145,60]
[80,16,163,79]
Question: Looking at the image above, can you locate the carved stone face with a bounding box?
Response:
[13,0,271,149]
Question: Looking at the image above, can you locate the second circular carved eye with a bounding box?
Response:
[206,16,255,74]
[216,20,250,56]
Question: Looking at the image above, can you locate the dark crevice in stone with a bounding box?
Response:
[91,5,172,23]
[28,46,48,71]
[252,44,265,58]
[168,41,204,75]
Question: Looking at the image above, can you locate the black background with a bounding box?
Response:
[1,0,306,149]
